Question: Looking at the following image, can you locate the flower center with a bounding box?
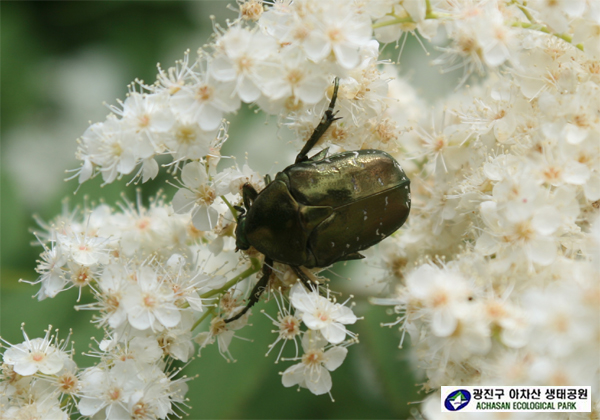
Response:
[210,318,228,335]
[143,293,157,308]
[286,69,304,85]
[138,114,151,129]
[327,27,343,43]
[31,352,45,362]
[240,0,263,21]
[133,401,149,419]
[279,315,301,339]
[195,184,216,206]
[136,218,151,231]
[431,291,449,308]
[108,387,122,401]
[302,349,324,367]
[196,84,214,102]
[175,125,196,144]
[58,373,78,393]
[236,55,253,73]
[72,266,92,286]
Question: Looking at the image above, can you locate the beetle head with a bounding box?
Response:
[234,213,250,251]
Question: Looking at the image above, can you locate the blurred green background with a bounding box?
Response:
[0,2,462,418]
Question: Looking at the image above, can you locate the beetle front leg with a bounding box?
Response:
[225,257,273,323]
[291,266,319,290]
[242,183,258,210]
[295,77,341,164]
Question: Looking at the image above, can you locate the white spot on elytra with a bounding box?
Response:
[377,177,384,186]
[363,209,367,221]
[356,237,359,241]
[346,244,350,248]
[376,229,380,235]
[331,242,335,247]
[385,196,389,205]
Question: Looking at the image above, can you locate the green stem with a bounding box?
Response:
[372,15,414,29]
[189,258,261,331]
[425,0,432,16]
[511,22,584,51]
[371,10,450,29]
[200,258,261,299]
[191,307,215,331]
[512,0,536,23]
[221,195,238,219]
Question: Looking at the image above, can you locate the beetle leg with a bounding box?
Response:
[242,183,259,210]
[337,252,365,262]
[291,266,319,290]
[295,77,341,164]
[225,257,273,323]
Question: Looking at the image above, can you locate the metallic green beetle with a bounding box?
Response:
[225,78,411,323]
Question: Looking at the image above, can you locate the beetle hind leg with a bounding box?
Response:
[225,258,273,323]
[295,77,341,164]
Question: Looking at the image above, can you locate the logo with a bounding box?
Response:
[445,389,472,411]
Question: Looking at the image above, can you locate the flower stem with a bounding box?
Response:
[221,195,238,219]
[200,258,261,299]
[371,8,451,29]
[513,0,536,24]
[510,21,584,51]
[191,307,215,331]
[373,15,415,29]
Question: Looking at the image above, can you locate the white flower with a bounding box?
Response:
[120,91,174,151]
[256,48,329,105]
[281,331,347,396]
[165,120,217,161]
[213,163,264,197]
[172,161,219,231]
[170,59,240,131]
[263,290,303,362]
[122,266,182,331]
[301,2,373,69]
[90,263,130,328]
[31,242,67,300]
[79,116,149,184]
[405,264,474,337]
[4,400,68,420]
[194,316,244,361]
[156,313,195,362]
[60,231,110,267]
[2,328,66,376]
[289,283,357,344]
[78,360,145,418]
[212,26,278,102]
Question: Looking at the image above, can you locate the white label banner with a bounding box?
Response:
[441,386,591,413]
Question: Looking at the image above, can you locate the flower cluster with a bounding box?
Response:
[3,0,599,418]
[367,0,600,417]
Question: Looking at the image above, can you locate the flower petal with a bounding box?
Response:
[192,205,219,231]
[324,346,348,371]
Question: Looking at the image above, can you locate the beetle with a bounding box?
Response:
[225,78,410,323]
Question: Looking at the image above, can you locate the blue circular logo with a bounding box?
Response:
[444,389,471,411]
